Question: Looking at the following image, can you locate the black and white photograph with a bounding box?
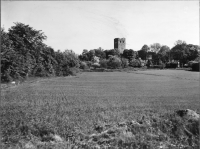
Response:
[1,1,199,148]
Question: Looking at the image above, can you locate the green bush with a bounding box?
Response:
[33,65,48,77]
[121,58,129,68]
[1,70,13,82]
[107,56,122,69]
[85,61,92,68]
[100,59,108,68]
[80,61,89,70]
[67,67,80,76]
[129,59,141,67]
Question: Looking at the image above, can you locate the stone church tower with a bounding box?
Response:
[114,38,126,53]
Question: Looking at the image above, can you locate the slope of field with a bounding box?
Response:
[1,70,199,148]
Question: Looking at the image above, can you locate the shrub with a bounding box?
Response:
[67,67,80,76]
[61,65,79,76]
[80,61,89,70]
[129,59,141,67]
[100,59,108,68]
[1,70,13,82]
[85,61,92,68]
[33,64,48,77]
[107,56,122,69]
[121,58,129,68]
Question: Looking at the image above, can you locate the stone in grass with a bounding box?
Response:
[176,109,199,121]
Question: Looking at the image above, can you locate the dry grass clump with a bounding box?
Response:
[71,111,199,149]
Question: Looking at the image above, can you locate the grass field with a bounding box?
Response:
[1,69,199,148]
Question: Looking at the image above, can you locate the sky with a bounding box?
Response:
[1,1,199,54]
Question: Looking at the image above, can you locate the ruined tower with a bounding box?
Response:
[114,38,126,53]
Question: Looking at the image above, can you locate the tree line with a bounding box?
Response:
[1,23,80,82]
[79,42,200,69]
[1,23,200,82]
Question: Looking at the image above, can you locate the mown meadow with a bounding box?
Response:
[1,69,199,148]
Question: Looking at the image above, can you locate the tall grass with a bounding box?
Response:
[1,70,199,148]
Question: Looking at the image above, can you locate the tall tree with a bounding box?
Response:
[147,51,159,65]
[104,49,120,59]
[174,40,186,46]
[150,43,161,53]
[8,22,47,76]
[88,50,95,61]
[1,22,84,81]
[79,49,89,61]
[171,40,199,64]
[1,28,16,81]
[122,49,136,61]
[170,42,188,65]
[158,45,170,63]
[138,45,150,60]
[185,44,200,61]
[94,47,106,59]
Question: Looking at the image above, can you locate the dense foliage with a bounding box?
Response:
[170,42,200,66]
[138,45,149,60]
[79,41,199,70]
[107,55,122,69]
[1,23,80,82]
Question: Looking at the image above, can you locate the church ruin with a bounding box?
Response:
[114,38,126,53]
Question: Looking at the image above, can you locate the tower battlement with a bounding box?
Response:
[114,38,126,53]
